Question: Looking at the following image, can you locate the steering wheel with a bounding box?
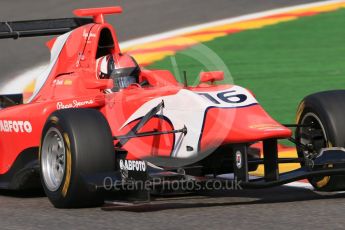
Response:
[139,80,150,87]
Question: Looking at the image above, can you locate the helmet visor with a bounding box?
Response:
[110,67,140,91]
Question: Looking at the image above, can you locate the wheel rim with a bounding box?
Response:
[41,127,66,192]
[298,112,330,187]
[299,112,328,154]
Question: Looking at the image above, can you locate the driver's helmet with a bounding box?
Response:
[96,54,140,91]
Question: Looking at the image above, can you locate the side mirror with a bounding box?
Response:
[83,78,113,90]
[200,71,224,84]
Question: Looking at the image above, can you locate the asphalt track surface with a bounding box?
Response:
[1,0,344,230]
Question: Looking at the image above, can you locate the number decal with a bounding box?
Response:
[217,91,247,104]
[198,90,248,105]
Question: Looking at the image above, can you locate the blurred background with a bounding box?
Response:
[0,0,322,82]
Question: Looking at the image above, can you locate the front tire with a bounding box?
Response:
[40,108,115,208]
[296,90,345,191]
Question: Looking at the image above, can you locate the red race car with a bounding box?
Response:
[1,6,345,208]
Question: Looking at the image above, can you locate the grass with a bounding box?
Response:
[148,9,345,124]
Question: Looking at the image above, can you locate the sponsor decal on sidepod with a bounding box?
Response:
[0,120,32,133]
[56,99,94,109]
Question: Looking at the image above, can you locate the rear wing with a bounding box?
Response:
[0,18,93,39]
[0,6,123,40]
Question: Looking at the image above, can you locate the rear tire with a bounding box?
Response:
[40,108,115,208]
[296,90,345,191]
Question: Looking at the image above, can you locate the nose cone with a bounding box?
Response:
[199,104,292,152]
[113,85,291,159]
